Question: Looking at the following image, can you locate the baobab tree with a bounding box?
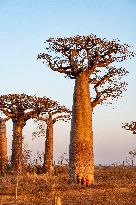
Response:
[122,121,136,134]
[38,34,135,185]
[33,103,71,174]
[0,117,9,173]
[0,94,56,171]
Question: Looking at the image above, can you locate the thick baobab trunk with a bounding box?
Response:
[44,117,53,174]
[0,120,7,173]
[69,71,94,185]
[11,120,24,171]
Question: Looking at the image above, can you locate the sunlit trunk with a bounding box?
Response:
[43,116,53,174]
[69,71,94,185]
[11,120,24,171]
[0,120,7,173]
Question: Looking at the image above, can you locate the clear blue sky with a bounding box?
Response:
[0,0,136,165]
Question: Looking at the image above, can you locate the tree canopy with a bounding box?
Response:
[38,34,135,107]
[0,93,57,122]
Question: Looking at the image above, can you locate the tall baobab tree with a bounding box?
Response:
[122,121,136,134]
[0,94,56,171]
[0,117,9,173]
[33,103,71,174]
[38,34,135,185]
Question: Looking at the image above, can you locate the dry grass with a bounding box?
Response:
[0,165,136,205]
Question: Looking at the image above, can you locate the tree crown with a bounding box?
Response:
[38,34,135,106]
[38,34,134,79]
[0,93,56,121]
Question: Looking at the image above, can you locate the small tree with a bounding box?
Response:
[38,34,135,184]
[33,103,71,174]
[122,121,136,134]
[0,117,9,174]
[0,93,56,171]
[129,149,136,160]
[21,142,32,172]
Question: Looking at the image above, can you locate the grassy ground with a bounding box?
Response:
[0,165,136,205]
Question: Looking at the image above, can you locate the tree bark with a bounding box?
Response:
[11,120,24,171]
[0,120,7,173]
[43,117,53,174]
[69,71,94,185]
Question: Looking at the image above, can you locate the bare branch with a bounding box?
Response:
[91,67,128,107]
[122,121,136,134]
[33,101,71,138]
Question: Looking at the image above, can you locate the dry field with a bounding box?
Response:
[0,165,136,205]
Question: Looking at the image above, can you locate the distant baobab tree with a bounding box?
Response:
[122,121,136,134]
[38,34,135,185]
[33,103,71,174]
[0,117,9,173]
[0,94,56,171]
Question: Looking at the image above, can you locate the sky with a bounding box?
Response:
[0,0,136,165]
